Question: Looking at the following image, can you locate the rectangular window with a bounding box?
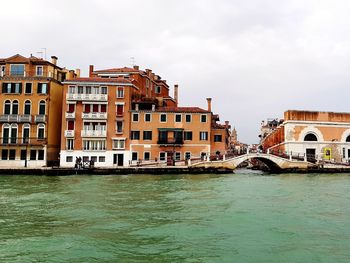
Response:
[132,113,139,122]
[117,87,124,98]
[38,150,44,160]
[10,64,24,76]
[185,114,191,123]
[37,83,48,94]
[68,86,75,94]
[132,152,138,161]
[175,114,182,122]
[67,139,74,150]
[131,131,140,140]
[145,113,151,122]
[160,114,167,122]
[20,150,27,160]
[185,152,191,160]
[101,86,107,94]
[30,150,36,160]
[143,131,152,140]
[155,86,161,93]
[38,127,45,139]
[201,115,207,123]
[99,156,105,162]
[78,86,84,94]
[1,149,8,160]
[93,104,98,112]
[159,152,166,161]
[25,83,32,94]
[113,139,125,149]
[175,152,181,161]
[116,104,124,116]
[9,149,16,160]
[68,104,75,113]
[36,66,43,76]
[184,131,193,141]
[101,104,107,112]
[116,121,123,133]
[84,104,91,113]
[144,152,150,161]
[200,131,208,140]
[214,135,222,142]
[91,156,97,163]
[83,156,89,162]
[66,156,73,162]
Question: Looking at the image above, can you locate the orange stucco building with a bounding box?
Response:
[0,54,71,167]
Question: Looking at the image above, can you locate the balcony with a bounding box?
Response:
[157,128,184,146]
[81,130,107,137]
[157,139,184,146]
[65,130,75,137]
[66,93,108,101]
[35,115,46,123]
[19,115,32,122]
[65,112,75,119]
[0,70,61,80]
[82,112,107,120]
[1,137,47,146]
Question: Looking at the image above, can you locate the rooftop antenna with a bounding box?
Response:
[130,57,136,67]
[41,48,47,60]
[36,51,43,59]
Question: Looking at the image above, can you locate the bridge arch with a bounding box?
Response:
[232,154,282,172]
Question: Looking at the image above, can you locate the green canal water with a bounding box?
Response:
[1,171,350,263]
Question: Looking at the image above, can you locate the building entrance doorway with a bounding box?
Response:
[166,151,175,166]
[306,148,316,163]
[113,154,124,166]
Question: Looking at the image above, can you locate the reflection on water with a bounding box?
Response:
[1,172,350,262]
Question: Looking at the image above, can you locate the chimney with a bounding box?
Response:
[89,65,94,77]
[67,70,75,80]
[174,84,178,103]
[75,69,81,78]
[51,56,58,65]
[206,98,212,112]
[133,65,139,70]
[225,121,229,128]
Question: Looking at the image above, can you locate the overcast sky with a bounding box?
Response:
[2,0,350,143]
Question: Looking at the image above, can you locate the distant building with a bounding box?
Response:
[0,54,73,167]
[261,110,350,163]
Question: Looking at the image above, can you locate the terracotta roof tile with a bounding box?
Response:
[94,67,140,73]
[64,77,132,83]
[157,107,209,113]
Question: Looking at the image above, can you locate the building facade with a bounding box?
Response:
[261,110,350,163]
[0,54,71,167]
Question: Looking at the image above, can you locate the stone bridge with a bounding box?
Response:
[191,153,316,172]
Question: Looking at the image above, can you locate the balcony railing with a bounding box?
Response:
[19,115,32,122]
[157,139,184,145]
[0,70,64,81]
[66,93,108,101]
[65,112,75,119]
[0,137,47,145]
[64,130,75,137]
[82,112,107,119]
[81,130,107,137]
[35,115,46,123]
[0,114,34,123]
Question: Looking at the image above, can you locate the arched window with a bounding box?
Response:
[2,124,10,143]
[346,135,350,142]
[39,100,46,115]
[304,133,318,141]
[12,100,19,115]
[10,124,18,144]
[23,124,30,143]
[4,100,11,114]
[24,100,31,115]
[37,124,45,139]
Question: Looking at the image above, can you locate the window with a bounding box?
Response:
[12,100,19,114]
[175,152,181,161]
[160,114,167,122]
[83,156,89,162]
[200,131,208,140]
[346,135,350,142]
[214,135,222,142]
[144,152,150,161]
[117,87,124,98]
[4,100,11,114]
[116,121,123,133]
[25,83,32,94]
[67,120,74,130]
[36,66,43,76]
[185,152,191,160]
[201,115,207,123]
[145,113,151,122]
[131,131,140,140]
[22,124,30,143]
[175,114,182,122]
[66,156,73,162]
[83,140,106,151]
[10,64,24,76]
[185,114,191,123]
[38,124,45,139]
[159,152,166,161]
[143,131,152,140]
[20,150,27,160]
[39,101,46,115]
[68,86,75,94]
[10,124,17,144]
[116,104,124,116]
[24,100,31,114]
[155,86,161,93]
[84,104,91,113]
[101,86,107,94]
[93,104,98,112]
[9,149,16,160]
[86,86,91,94]
[1,83,22,94]
[68,104,75,113]
[99,156,105,162]
[38,150,44,160]
[30,150,36,160]
[37,83,48,94]
[91,156,97,163]
[132,152,138,161]
[67,139,74,150]
[2,124,10,144]
[113,139,125,149]
[132,113,139,122]
[304,133,318,141]
[101,104,106,113]
[0,65,5,76]
[1,149,8,160]
[184,131,193,141]
[77,86,84,94]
